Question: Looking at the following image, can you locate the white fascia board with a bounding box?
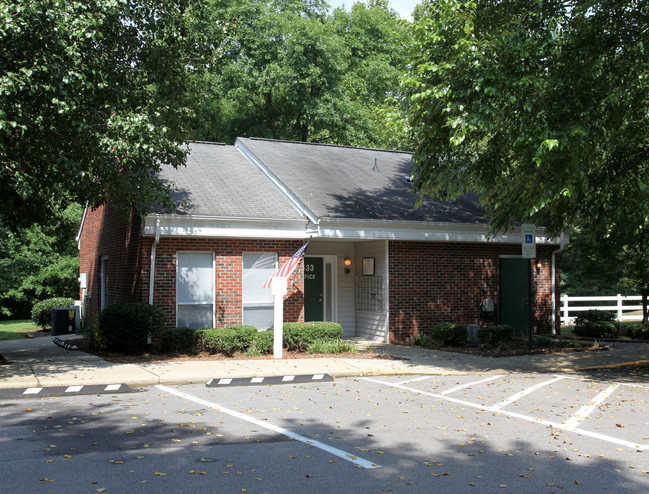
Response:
[234,138,319,225]
[317,218,567,245]
[142,214,309,239]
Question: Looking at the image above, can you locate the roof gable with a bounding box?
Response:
[236,137,487,224]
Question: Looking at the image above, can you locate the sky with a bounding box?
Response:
[327,0,420,21]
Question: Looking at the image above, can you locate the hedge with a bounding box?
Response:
[98,303,166,353]
[428,322,467,346]
[477,325,514,346]
[283,321,343,350]
[31,297,76,329]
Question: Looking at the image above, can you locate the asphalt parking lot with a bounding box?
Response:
[1,372,648,493]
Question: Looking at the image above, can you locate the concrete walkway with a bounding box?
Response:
[0,334,647,390]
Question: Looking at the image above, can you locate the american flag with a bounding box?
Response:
[263,240,310,289]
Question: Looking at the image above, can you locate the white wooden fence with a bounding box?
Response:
[561,294,644,325]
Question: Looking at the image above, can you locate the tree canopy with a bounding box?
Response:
[404,0,649,235]
[0,0,215,229]
[192,0,410,148]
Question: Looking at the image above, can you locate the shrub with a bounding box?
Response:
[555,337,580,348]
[428,323,467,346]
[283,322,343,350]
[307,338,357,354]
[534,335,555,349]
[573,320,619,339]
[31,297,76,328]
[160,327,198,353]
[197,325,257,355]
[413,333,435,347]
[478,325,514,346]
[98,303,166,354]
[623,323,649,340]
[246,330,274,356]
[574,310,617,326]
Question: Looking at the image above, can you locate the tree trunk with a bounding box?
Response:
[642,285,648,325]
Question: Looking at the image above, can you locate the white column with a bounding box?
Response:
[271,278,288,359]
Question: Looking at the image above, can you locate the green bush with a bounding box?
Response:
[283,322,343,350]
[413,333,435,347]
[246,330,274,356]
[625,323,649,340]
[478,325,514,346]
[555,337,580,348]
[574,310,617,326]
[31,297,76,328]
[307,338,357,354]
[573,320,619,339]
[197,325,257,355]
[428,323,467,346]
[534,335,555,349]
[160,327,198,353]
[98,303,166,353]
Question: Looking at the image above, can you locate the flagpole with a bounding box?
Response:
[271,277,288,359]
[265,238,312,359]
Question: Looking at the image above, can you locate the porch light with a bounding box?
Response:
[344,257,352,267]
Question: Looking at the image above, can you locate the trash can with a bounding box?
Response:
[467,324,480,346]
[51,308,76,335]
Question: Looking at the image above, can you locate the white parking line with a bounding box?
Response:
[360,377,649,451]
[156,385,380,469]
[563,384,620,429]
[440,374,504,395]
[489,376,566,411]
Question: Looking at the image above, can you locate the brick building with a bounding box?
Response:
[78,138,566,342]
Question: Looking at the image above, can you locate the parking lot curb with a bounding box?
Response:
[569,359,649,371]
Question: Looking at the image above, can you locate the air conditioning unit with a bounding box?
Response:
[51,307,78,335]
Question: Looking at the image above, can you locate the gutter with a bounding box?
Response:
[551,232,566,335]
[148,217,161,305]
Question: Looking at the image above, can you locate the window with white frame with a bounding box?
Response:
[242,252,277,330]
[176,252,214,329]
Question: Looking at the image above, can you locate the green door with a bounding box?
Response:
[304,257,323,321]
[499,258,530,338]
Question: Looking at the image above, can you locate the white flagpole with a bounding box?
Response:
[271,277,288,359]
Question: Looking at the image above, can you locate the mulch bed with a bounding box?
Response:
[11,329,609,363]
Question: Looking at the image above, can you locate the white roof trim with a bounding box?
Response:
[235,138,319,225]
[142,213,568,245]
[316,217,568,244]
[142,214,309,239]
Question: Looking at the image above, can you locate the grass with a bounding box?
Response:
[0,319,40,341]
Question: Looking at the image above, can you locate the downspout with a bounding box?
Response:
[551,232,565,335]
[148,218,161,305]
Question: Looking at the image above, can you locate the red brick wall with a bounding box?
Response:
[78,205,144,323]
[139,238,305,328]
[387,242,560,342]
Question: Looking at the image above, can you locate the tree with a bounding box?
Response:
[564,178,649,322]
[403,0,648,235]
[0,0,214,229]
[192,0,410,148]
[0,204,83,319]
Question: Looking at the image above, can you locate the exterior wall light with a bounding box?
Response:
[344,257,351,275]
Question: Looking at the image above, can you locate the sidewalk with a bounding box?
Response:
[0,334,647,390]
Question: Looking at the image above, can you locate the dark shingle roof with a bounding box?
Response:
[155,142,302,220]
[237,138,487,224]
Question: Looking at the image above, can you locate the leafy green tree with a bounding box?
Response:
[403,0,648,235]
[0,204,83,319]
[192,0,410,148]
[564,180,649,322]
[0,0,214,229]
